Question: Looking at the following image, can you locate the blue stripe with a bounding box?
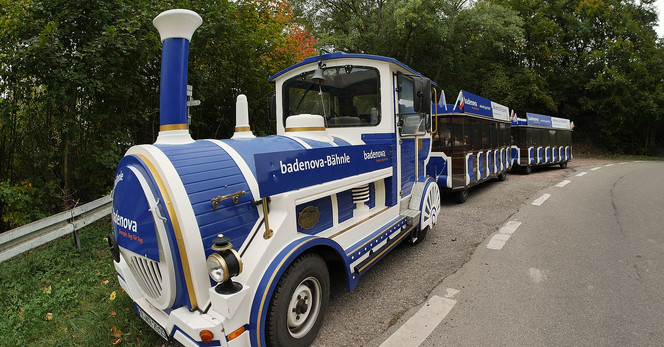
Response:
[160,38,189,127]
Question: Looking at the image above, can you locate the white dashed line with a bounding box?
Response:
[591,167,602,171]
[576,171,588,177]
[556,180,571,187]
[487,221,522,250]
[380,293,458,347]
[618,162,628,165]
[605,163,614,167]
[532,193,551,206]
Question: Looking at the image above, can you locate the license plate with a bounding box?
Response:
[136,304,169,340]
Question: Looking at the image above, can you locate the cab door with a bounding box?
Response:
[395,73,431,198]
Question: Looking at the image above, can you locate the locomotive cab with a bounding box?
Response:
[110,10,440,347]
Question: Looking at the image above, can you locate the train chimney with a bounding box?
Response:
[153,9,202,144]
[231,95,255,139]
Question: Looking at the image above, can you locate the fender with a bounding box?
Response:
[249,236,350,347]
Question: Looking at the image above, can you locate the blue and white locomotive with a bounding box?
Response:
[108,9,440,346]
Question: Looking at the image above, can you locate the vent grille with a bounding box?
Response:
[128,255,164,300]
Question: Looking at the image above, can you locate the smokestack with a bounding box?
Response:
[153,9,202,144]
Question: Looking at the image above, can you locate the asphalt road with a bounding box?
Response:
[368,160,664,346]
[312,158,586,346]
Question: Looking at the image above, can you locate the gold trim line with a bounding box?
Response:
[136,153,198,309]
[160,123,188,131]
[285,126,326,132]
[235,126,251,132]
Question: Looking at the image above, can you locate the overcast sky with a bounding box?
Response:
[656,0,664,36]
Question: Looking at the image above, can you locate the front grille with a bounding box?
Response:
[128,255,164,300]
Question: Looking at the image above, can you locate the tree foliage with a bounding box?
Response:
[293,0,664,153]
[0,0,316,231]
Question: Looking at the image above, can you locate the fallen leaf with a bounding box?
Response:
[109,310,116,317]
[136,337,141,345]
[43,286,52,295]
[109,291,117,301]
[101,280,109,285]
[451,237,457,241]
[45,312,53,321]
[112,338,122,345]
[111,326,122,337]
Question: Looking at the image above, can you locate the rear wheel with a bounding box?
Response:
[455,188,469,204]
[524,165,532,175]
[408,226,429,245]
[266,253,329,347]
[498,172,507,181]
[559,161,568,169]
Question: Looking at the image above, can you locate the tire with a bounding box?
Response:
[266,253,330,347]
[498,172,507,181]
[408,226,429,245]
[559,161,568,169]
[455,188,469,204]
[524,165,532,175]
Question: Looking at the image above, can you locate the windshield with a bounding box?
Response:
[282,66,381,127]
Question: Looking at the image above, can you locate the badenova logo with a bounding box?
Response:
[363,149,387,160]
[463,97,478,107]
[113,209,137,233]
[280,153,351,174]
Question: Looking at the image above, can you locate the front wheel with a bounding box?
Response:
[266,253,330,347]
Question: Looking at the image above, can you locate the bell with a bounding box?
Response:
[311,67,326,84]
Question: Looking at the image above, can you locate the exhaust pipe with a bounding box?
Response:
[153,9,202,144]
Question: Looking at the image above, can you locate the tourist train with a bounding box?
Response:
[510,112,574,174]
[108,9,571,347]
[428,91,513,203]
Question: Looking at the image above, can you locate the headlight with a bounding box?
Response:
[207,253,229,283]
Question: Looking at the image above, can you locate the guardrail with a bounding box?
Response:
[0,195,112,263]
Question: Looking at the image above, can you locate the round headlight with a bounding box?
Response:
[207,253,229,283]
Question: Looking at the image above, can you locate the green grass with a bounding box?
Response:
[0,217,163,346]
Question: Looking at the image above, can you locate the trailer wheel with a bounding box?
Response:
[498,172,507,181]
[524,165,532,175]
[266,253,329,347]
[559,161,567,169]
[455,189,469,204]
[408,226,429,245]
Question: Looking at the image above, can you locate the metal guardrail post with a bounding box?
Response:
[0,195,112,263]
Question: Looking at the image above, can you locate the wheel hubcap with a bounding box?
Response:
[287,277,321,338]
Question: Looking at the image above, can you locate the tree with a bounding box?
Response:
[0,0,316,231]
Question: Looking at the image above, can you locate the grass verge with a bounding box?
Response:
[0,217,163,346]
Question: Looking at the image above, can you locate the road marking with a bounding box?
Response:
[605,163,614,167]
[576,171,588,177]
[380,294,457,347]
[532,193,551,206]
[487,221,522,250]
[556,180,571,187]
[618,162,628,165]
[591,167,602,171]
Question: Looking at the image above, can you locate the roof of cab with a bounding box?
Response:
[268,51,433,84]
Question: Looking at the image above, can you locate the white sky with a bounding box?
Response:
[656,0,664,37]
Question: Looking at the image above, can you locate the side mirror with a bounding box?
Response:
[268,91,276,121]
[412,78,431,114]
